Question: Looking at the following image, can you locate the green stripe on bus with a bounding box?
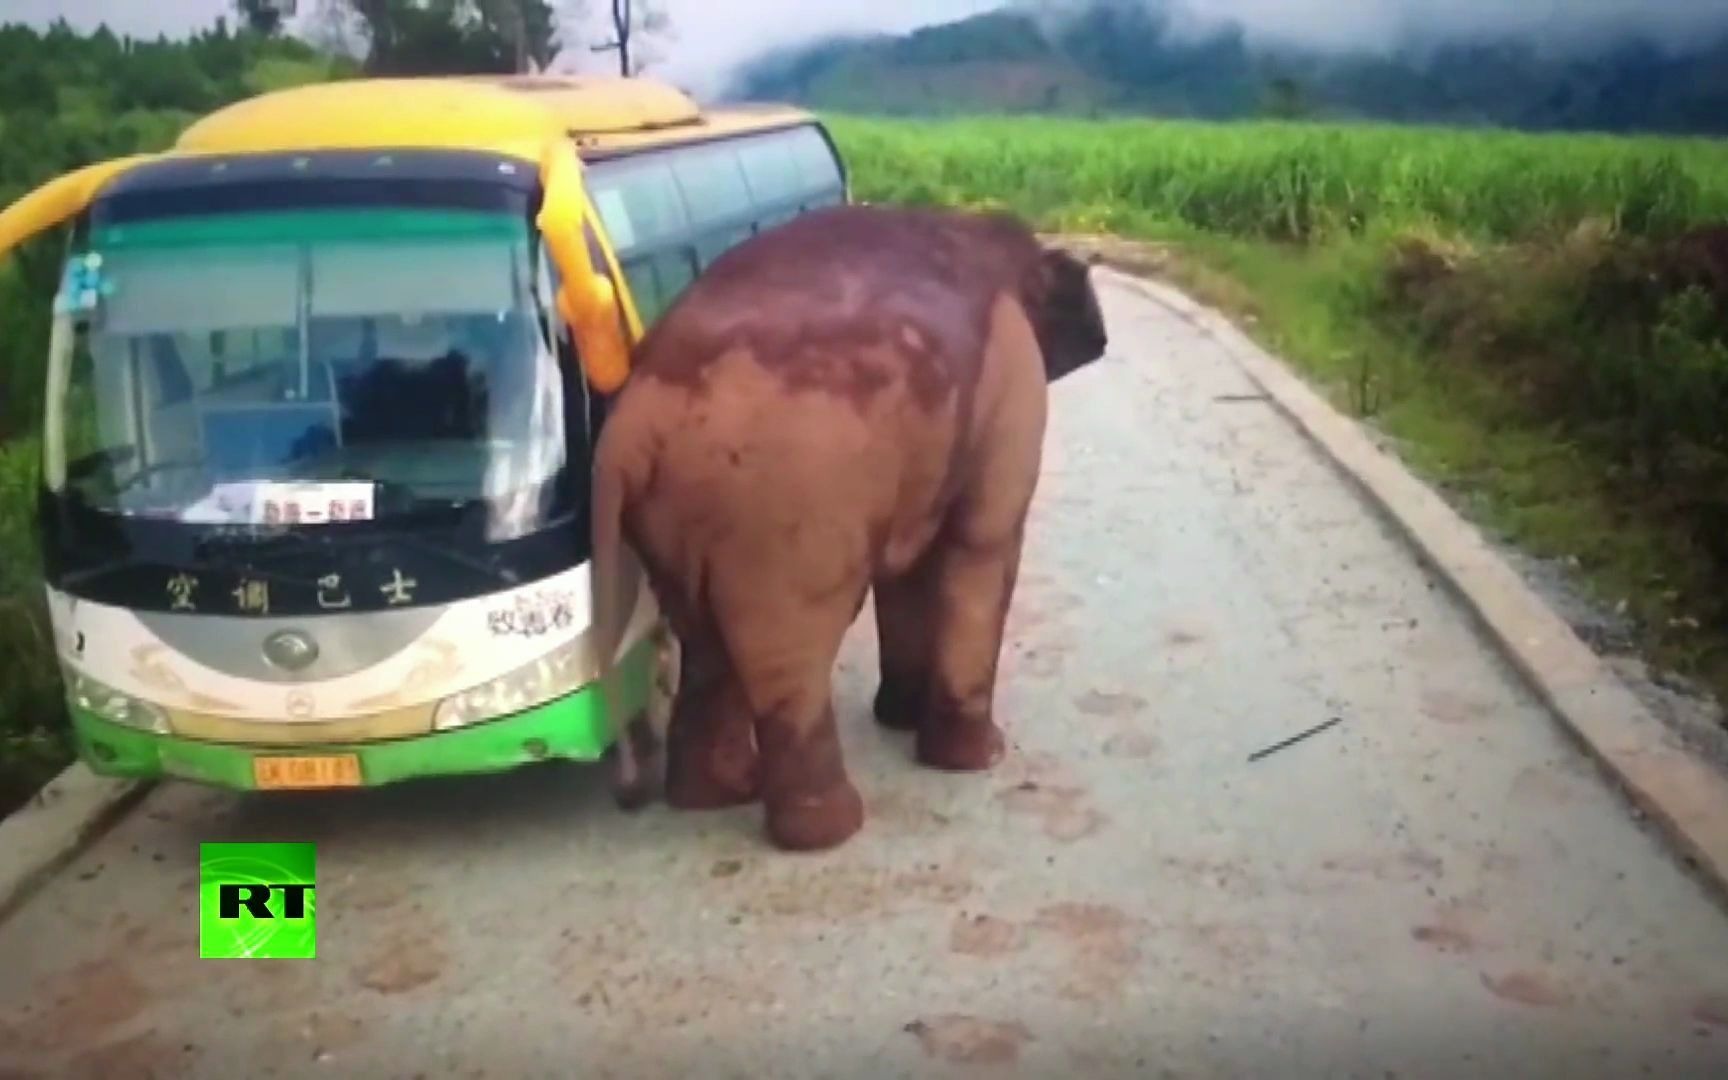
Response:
[93,208,523,249]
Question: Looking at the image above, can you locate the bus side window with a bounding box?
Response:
[669,143,753,237]
[587,159,688,259]
[756,207,797,233]
[622,259,665,325]
[786,125,845,205]
[654,248,698,307]
[694,227,751,271]
[737,132,803,213]
[626,248,698,327]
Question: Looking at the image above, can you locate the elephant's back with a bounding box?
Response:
[630,205,1044,416]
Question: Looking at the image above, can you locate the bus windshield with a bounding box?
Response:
[44,207,571,534]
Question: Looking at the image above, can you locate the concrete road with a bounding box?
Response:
[3,277,1728,1079]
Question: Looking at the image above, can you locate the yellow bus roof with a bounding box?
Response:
[174,77,564,159]
[458,74,704,132]
[173,75,816,162]
[0,75,823,263]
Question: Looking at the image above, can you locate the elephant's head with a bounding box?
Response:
[1027,246,1109,383]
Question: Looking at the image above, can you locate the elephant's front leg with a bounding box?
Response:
[663,627,760,810]
[916,528,1025,772]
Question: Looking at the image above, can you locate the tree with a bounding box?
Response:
[328,0,567,75]
[1262,74,1308,120]
[235,0,288,36]
[480,0,566,71]
[590,0,668,77]
[304,0,369,59]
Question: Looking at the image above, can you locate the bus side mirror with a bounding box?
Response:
[536,140,631,395]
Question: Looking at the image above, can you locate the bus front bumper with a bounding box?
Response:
[68,649,649,792]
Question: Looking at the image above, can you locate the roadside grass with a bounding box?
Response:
[1141,230,1728,700]
[0,436,65,816]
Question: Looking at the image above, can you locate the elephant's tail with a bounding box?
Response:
[590,412,648,806]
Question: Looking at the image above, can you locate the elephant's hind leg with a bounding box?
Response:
[713,576,867,852]
[915,527,1024,773]
[663,625,760,811]
[756,688,863,852]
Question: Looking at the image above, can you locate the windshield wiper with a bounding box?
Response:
[216,523,522,590]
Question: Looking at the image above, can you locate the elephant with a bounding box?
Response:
[589,203,1109,852]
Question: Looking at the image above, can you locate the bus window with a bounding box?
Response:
[654,248,698,305]
[669,143,753,232]
[624,247,699,327]
[694,227,751,270]
[737,132,804,208]
[587,159,689,258]
[757,207,797,232]
[622,260,664,326]
[786,126,844,200]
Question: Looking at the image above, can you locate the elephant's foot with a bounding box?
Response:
[763,778,865,852]
[916,716,1006,772]
[664,719,759,811]
[871,674,925,733]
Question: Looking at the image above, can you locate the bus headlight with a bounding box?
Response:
[67,672,171,735]
[432,635,595,731]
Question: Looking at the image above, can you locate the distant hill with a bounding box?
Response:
[727,1,1728,136]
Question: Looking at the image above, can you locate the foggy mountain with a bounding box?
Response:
[1012,0,1728,57]
[727,0,1728,136]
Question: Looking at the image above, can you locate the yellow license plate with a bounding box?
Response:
[253,754,363,790]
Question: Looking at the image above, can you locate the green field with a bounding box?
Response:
[830,115,1728,242]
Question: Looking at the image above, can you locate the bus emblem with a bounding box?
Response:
[263,630,320,672]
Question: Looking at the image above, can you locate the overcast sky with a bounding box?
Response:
[9,0,1728,97]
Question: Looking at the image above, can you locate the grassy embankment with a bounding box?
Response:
[829,115,1728,711]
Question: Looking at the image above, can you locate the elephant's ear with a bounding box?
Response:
[1032,246,1110,382]
[1042,246,1092,289]
[1031,245,1093,324]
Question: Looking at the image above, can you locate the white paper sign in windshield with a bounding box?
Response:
[177,481,376,526]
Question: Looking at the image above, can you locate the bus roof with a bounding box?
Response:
[173,75,817,162]
[0,75,822,262]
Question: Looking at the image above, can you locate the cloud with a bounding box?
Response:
[572,1,1002,97]
[1033,0,1728,54]
[648,0,1728,93]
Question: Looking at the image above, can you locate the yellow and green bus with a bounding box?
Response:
[0,74,848,794]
